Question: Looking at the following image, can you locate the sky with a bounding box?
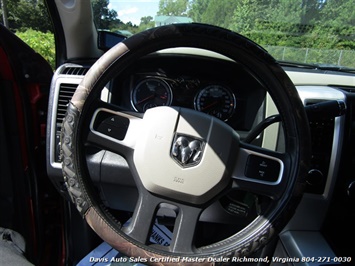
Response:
[108,0,160,25]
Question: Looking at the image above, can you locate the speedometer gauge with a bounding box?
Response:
[131,78,172,112]
[194,85,236,121]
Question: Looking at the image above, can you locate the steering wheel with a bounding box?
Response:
[61,24,310,263]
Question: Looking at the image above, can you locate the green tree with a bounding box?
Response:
[157,0,189,16]
[320,0,355,26]
[306,0,355,50]
[265,0,303,24]
[188,0,208,23]
[187,0,355,57]
[230,0,261,33]
[140,16,153,25]
[199,0,237,28]
[1,0,9,28]
[189,0,239,28]
[300,0,324,25]
[5,0,52,32]
[92,0,122,30]
[139,16,154,31]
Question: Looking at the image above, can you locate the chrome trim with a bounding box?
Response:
[47,64,111,174]
[130,77,173,112]
[49,76,82,170]
[171,135,205,167]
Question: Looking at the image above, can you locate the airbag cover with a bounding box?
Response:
[133,106,239,204]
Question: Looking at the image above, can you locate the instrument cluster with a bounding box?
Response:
[130,75,237,122]
[110,54,266,131]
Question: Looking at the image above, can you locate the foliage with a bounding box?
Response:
[158,0,189,16]
[187,0,355,52]
[138,16,155,32]
[92,0,140,35]
[3,0,355,68]
[186,0,355,67]
[199,0,237,29]
[188,0,208,23]
[16,29,55,69]
[92,0,121,29]
[4,0,52,32]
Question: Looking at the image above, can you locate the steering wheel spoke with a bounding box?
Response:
[232,142,289,200]
[123,189,202,254]
[169,204,202,253]
[122,192,160,244]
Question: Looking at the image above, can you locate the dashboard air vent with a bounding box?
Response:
[56,83,78,124]
[62,67,89,76]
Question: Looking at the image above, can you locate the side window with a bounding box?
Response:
[0,0,55,69]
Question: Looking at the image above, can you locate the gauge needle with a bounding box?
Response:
[201,101,219,111]
[137,94,154,104]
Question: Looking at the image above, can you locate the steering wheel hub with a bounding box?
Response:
[134,106,238,204]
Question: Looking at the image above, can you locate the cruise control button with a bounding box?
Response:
[96,123,127,140]
[95,114,129,140]
[245,155,280,182]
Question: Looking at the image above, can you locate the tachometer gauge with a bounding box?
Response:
[131,78,173,112]
[194,85,236,121]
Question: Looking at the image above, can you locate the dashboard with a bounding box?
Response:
[46,48,355,259]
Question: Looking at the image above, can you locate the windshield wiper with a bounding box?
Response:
[314,65,355,74]
[278,61,355,74]
[278,61,316,69]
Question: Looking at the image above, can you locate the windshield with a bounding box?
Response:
[92,0,355,69]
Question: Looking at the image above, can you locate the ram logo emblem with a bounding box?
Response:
[171,134,205,167]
